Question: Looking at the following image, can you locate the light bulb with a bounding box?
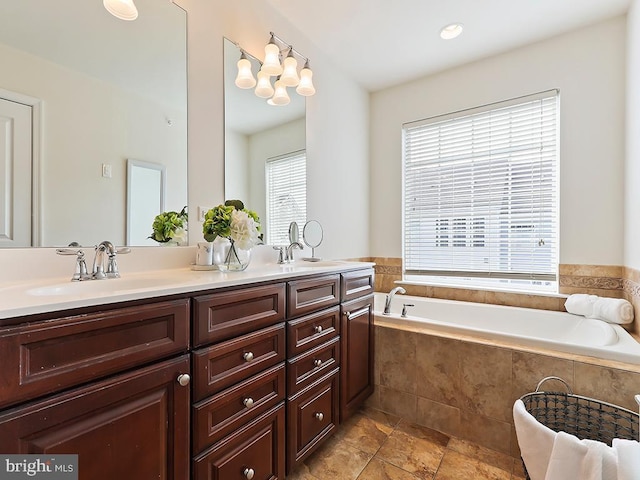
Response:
[270,78,290,106]
[261,37,282,76]
[254,71,274,98]
[280,51,300,87]
[103,0,138,21]
[235,53,256,89]
[296,61,316,96]
[440,23,464,40]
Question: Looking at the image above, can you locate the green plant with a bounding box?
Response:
[202,200,261,248]
[149,206,188,243]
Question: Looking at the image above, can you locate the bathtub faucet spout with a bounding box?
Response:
[383,287,406,315]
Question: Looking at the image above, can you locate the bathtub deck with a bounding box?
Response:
[287,405,525,480]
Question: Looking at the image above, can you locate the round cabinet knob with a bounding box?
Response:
[177,374,190,387]
[243,468,255,480]
[243,352,254,362]
[313,359,322,368]
[314,412,324,422]
[314,325,323,334]
[243,397,254,408]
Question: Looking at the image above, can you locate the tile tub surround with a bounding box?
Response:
[370,258,640,331]
[368,325,640,460]
[286,405,526,480]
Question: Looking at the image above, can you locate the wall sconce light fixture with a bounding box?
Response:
[234,32,315,105]
[103,0,138,21]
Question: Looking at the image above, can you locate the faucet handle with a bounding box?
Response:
[401,304,415,318]
[116,247,131,255]
[273,246,286,264]
[56,248,90,281]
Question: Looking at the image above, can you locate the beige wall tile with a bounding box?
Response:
[415,397,461,438]
[415,335,461,407]
[378,386,418,422]
[485,292,563,311]
[511,351,574,401]
[459,410,512,455]
[574,362,640,412]
[377,327,417,394]
[558,286,624,298]
[559,264,623,277]
[431,286,487,304]
[460,343,513,422]
[624,266,640,284]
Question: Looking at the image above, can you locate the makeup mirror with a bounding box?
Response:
[302,220,323,261]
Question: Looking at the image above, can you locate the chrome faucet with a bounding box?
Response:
[383,286,406,315]
[285,241,304,263]
[92,241,117,279]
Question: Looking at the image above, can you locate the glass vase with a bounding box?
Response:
[213,237,251,271]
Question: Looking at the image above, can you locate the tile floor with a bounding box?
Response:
[287,406,526,480]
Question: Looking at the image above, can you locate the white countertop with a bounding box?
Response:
[0,260,374,320]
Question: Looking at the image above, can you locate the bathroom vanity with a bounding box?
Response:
[0,262,374,480]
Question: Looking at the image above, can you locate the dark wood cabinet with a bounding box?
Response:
[340,293,375,422]
[0,264,375,480]
[0,355,191,480]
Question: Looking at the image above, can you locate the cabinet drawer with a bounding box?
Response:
[287,337,340,396]
[341,268,375,302]
[287,370,339,472]
[193,403,285,480]
[0,299,190,409]
[287,306,340,357]
[193,323,285,402]
[193,283,285,347]
[193,363,285,453]
[287,274,340,318]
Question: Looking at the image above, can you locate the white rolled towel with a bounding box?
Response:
[589,297,634,325]
[565,294,598,317]
[565,294,634,325]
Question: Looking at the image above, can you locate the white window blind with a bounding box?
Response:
[403,90,559,285]
[266,150,307,245]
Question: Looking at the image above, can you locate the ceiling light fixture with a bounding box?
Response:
[440,23,463,40]
[233,32,315,106]
[103,0,139,21]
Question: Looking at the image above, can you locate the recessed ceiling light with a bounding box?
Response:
[440,23,464,40]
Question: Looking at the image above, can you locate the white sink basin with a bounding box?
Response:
[27,276,181,296]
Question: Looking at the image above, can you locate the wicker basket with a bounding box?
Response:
[519,376,639,480]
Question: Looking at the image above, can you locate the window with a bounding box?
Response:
[403,90,559,291]
[265,150,307,245]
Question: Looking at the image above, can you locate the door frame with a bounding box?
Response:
[0,88,42,246]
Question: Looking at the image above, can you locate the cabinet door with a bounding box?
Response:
[0,355,190,480]
[193,403,285,480]
[340,295,374,422]
[286,370,339,473]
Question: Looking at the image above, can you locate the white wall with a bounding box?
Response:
[0,42,187,247]
[224,128,250,205]
[626,1,640,270]
[175,0,370,260]
[247,117,305,238]
[370,17,626,266]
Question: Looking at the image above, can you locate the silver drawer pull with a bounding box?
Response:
[314,325,323,333]
[243,468,255,479]
[314,412,324,421]
[176,374,190,387]
[243,397,254,408]
[314,359,322,368]
[243,352,254,362]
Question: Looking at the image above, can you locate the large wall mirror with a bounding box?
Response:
[0,0,187,248]
[223,38,306,245]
